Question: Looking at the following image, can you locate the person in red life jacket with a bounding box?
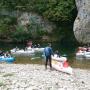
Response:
[44,43,53,70]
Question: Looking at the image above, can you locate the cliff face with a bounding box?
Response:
[73,0,90,44]
[0,10,55,41]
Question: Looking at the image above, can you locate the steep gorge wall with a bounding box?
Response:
[0,10,55,42]
[73,0,90,44]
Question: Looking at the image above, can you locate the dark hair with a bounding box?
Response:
[48,43,51,47]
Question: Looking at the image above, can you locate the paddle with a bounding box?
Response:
[31,57,41,60]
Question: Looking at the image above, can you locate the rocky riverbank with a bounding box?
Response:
[0,64,90,90]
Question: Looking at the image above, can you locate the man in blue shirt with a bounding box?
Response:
[44,43,53,70]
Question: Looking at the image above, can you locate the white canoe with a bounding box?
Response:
[52,60,73,74]
[52,54,67,62]
[76,52,85,58]
[33,48,44,52]
[26,47,44,52]
[84,54,90,59]
[11,49,35,56]
[76,51,90,59]
[11,47,44,53]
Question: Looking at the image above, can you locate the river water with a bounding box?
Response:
[0,42,90,69]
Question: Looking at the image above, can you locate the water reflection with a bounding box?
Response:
[13,52,44,64]
[72,59,90,69]
[14,57,44,65]
[13,53,90,69]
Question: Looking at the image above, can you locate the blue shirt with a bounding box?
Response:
[44,46,53,56]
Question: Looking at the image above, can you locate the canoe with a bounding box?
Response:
[0,56,15,63]
[76,51,90,59]
[33,48,44,52]
[84,54,90,59]
[11,49,35,56]
[76,52,85,58]
[52,60,73,74]
[42,54,72,74]
[42,54,67,62]
[10,47,44,56]
[52,54,67,62]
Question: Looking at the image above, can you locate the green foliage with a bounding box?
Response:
[0,0,77,42]
[43,0,76,23]
[11,15,47,42]
[27,15,47,39]
[25,0,76,23]
[11,25,31,42]
[0,16,17,39]
[0,0,76,23]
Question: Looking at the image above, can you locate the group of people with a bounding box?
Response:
[26,40,41,48]
[0,50,11,58]
[0,39,59,69]
[77,46,90,53]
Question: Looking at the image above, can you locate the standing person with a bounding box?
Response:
[44,43,53,70]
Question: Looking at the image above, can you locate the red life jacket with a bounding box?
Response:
[63,61,69,68]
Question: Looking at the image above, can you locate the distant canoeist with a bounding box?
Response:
[27,40,32,48]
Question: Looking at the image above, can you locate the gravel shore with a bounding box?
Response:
[0,64,90,90]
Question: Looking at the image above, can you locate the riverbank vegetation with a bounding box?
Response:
[0,0,77,44]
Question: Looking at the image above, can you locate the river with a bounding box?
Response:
[0,42,90,69]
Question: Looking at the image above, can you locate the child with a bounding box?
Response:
[55,50,60,57]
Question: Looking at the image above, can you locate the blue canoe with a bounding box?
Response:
[0,56,15,63]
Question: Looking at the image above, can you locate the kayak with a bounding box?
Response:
[52,60,73,74]
[0,56,15,63]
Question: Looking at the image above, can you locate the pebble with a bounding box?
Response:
[0,64,90,90]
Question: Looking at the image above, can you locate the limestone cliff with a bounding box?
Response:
[0,10,55,41]
[73,0,90,44]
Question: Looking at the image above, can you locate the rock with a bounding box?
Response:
[0,64,90,90]
[82,81,85,84]
[18,12,55,36]
[73,0,90,44]
[26,87,34,90]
